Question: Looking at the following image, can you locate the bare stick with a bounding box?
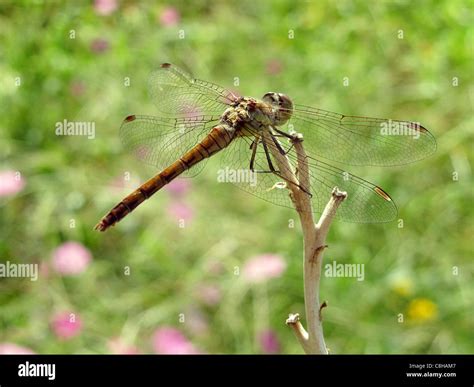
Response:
[263,131,347,354]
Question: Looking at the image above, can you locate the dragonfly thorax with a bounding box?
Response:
[221,97,268,129]
[221,94,293,134]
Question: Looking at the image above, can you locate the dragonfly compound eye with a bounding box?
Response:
[262,92,279,105]
[275,93,293,124]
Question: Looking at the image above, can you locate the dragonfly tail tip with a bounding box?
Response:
[94,221,107,232]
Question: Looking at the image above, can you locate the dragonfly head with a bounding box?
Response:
[262,92,293,125]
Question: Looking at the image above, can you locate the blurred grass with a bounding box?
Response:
[0,0,472,354]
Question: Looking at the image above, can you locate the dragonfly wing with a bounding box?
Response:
[303,155,398,222]
[120,115,221,177]
[220,131,397,222]
[219,132,297,210]
[282,104,437,166]
[148,63,238,117]
[281,142,398,222]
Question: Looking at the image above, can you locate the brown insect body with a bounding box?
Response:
[95,98,279,232]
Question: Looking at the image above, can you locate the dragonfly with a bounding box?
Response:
[95,63,436,231]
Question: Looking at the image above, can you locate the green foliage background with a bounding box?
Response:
[0,0,472,353]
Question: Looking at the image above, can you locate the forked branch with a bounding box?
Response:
[264,130,347,354]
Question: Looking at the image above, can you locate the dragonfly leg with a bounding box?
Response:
[269,133,287,156]
[273,127,295,139]
[280,140,295,156]
[249,135,260,172]
[248,136,311,198]
[248,134,311,198]
[261,135,278,173]
[248,138,256,150]
[247,136,276,173]
[270,129,298,156]
[269,136,312,197]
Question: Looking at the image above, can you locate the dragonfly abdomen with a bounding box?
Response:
[95,125,235,231]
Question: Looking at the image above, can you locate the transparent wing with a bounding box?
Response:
[148,63,239,117]
[304,155,398,223]
[281,104,437,167]
[120,114,221,177]
[220,130,397,223]
[220,132,297,210]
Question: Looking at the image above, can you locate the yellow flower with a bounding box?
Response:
[407,298,438,322]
